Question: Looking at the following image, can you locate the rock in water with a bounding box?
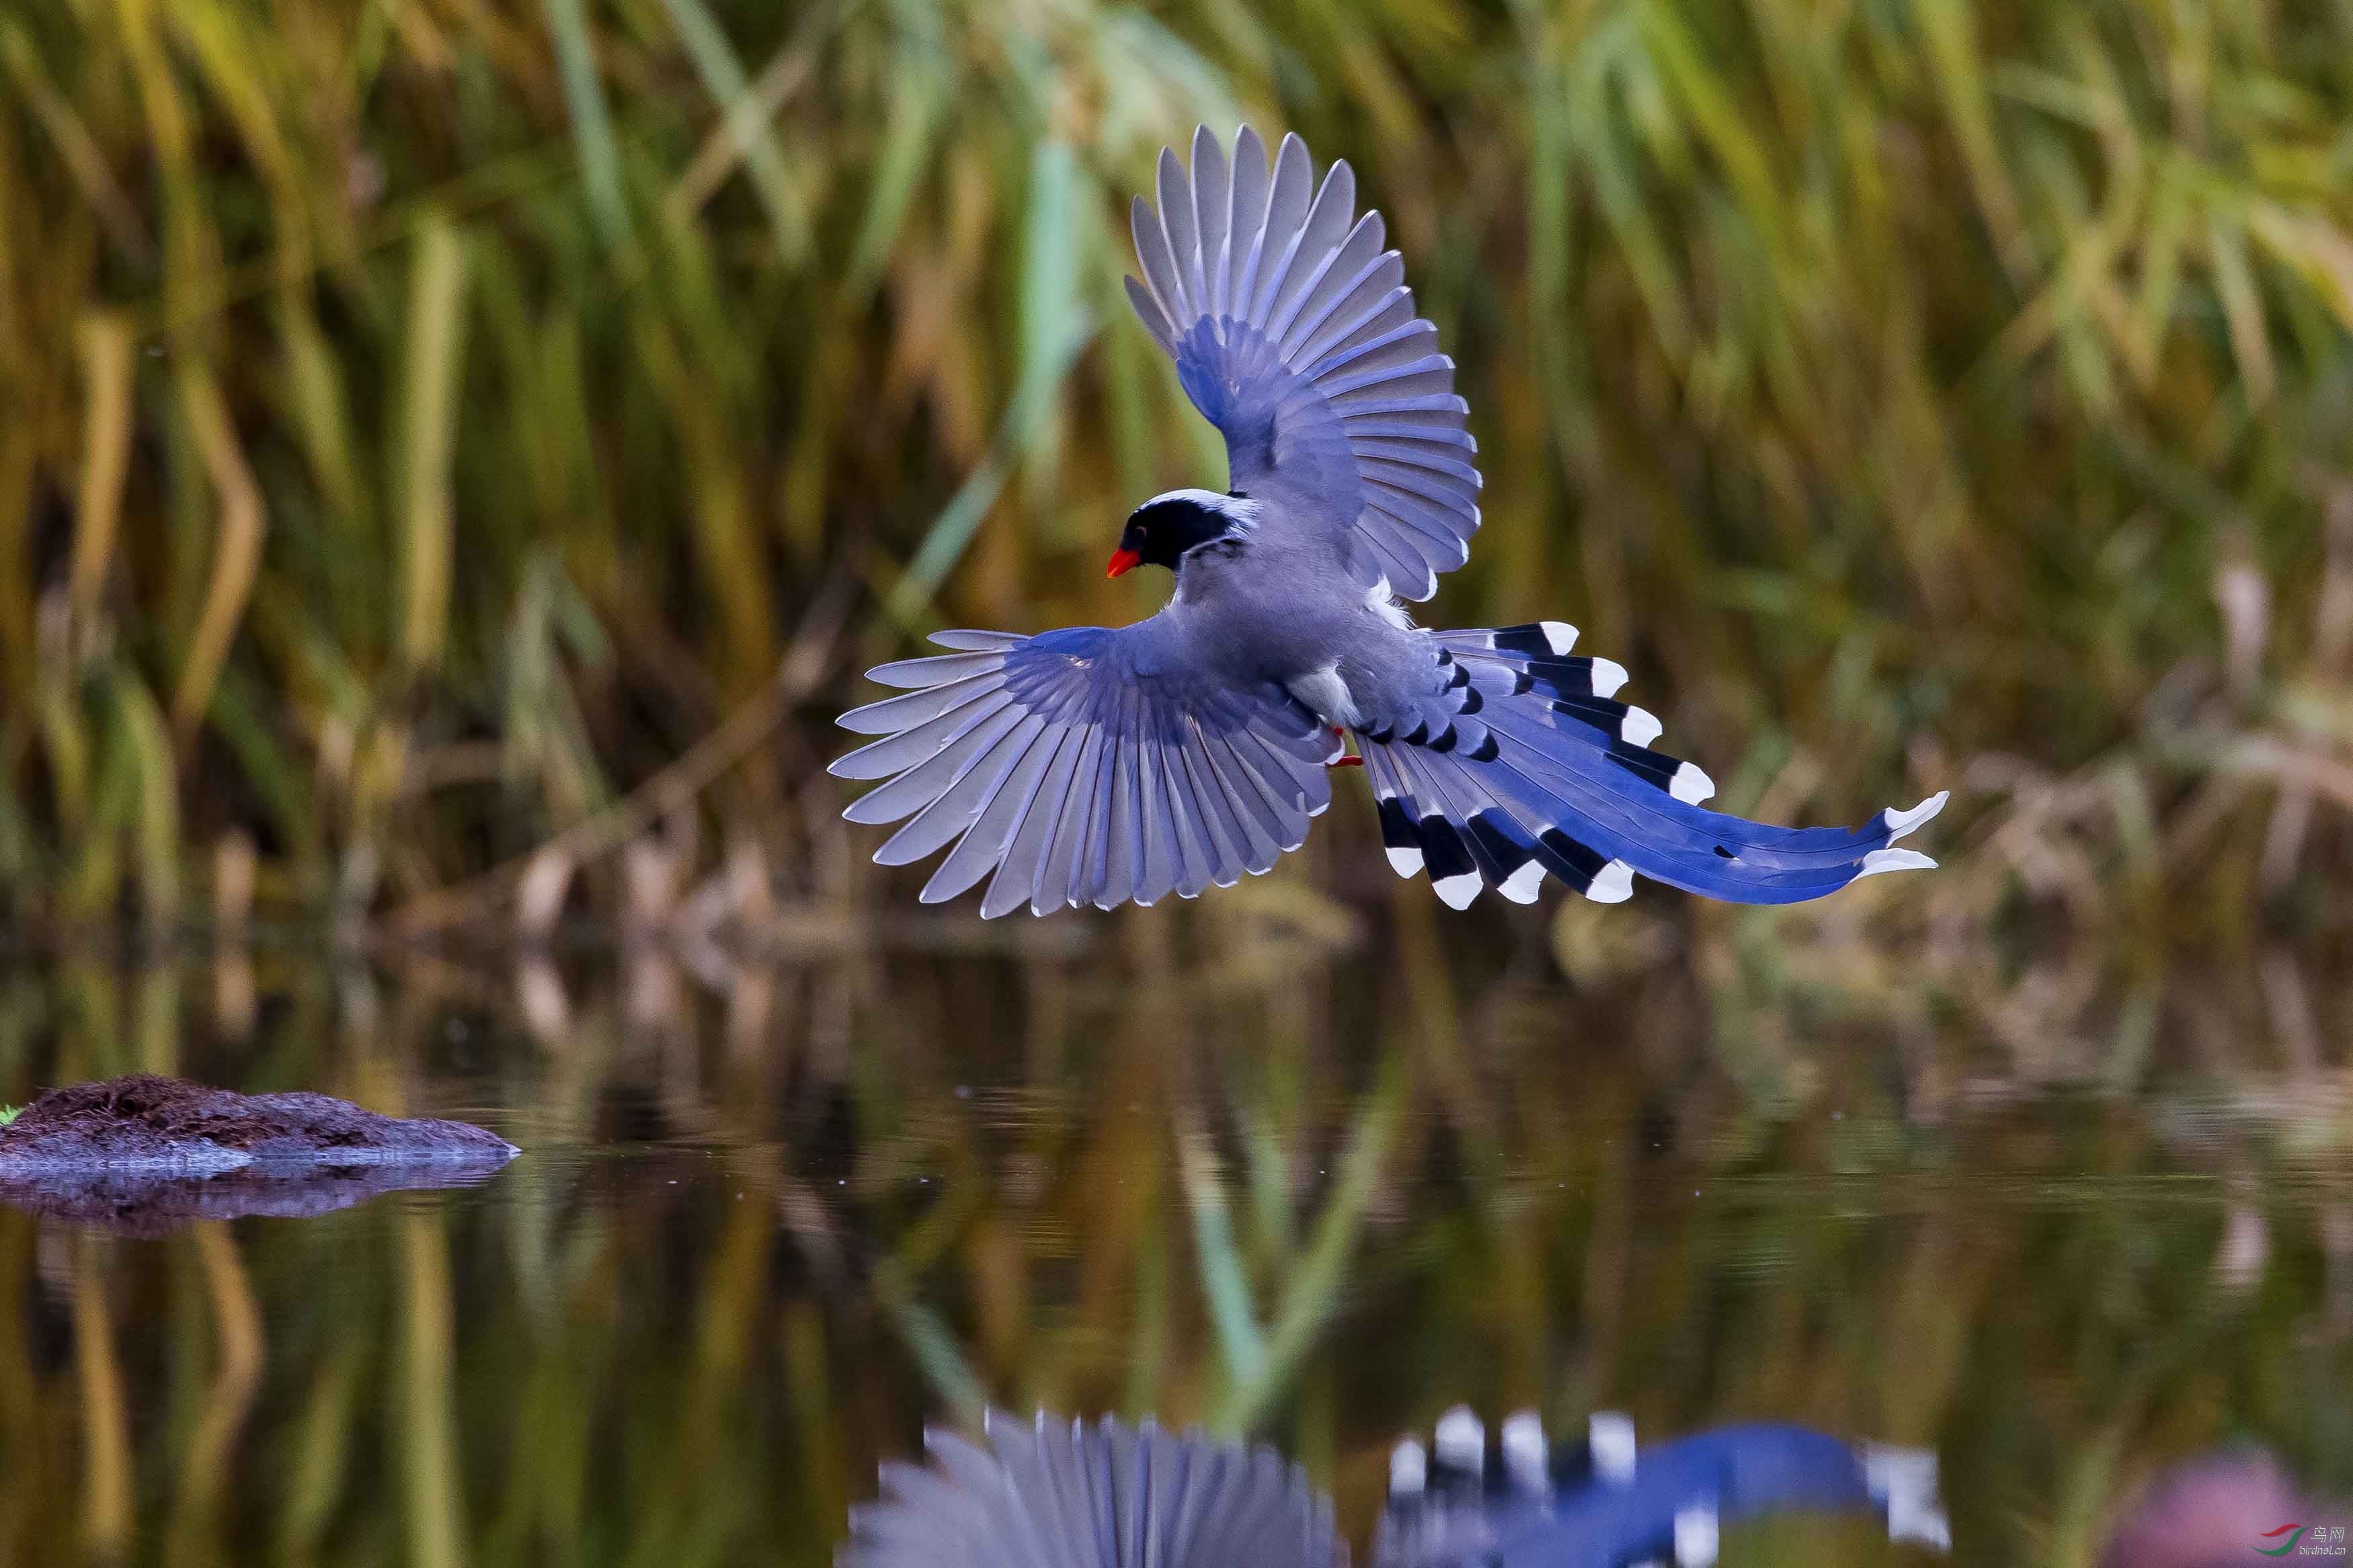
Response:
[0,1074,518,1173]
[0,1074,517,1233]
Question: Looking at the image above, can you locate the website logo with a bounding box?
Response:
[2260,1524,2348,1558]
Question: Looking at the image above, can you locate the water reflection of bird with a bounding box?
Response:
[839,1406,1947,1567]
[834,125,1946,917]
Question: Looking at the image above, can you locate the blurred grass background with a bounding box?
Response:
[4,0,2353,971]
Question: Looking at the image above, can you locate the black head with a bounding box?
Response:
[1107,489,1252,577]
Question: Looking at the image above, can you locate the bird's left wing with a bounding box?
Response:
[840,1410,1341,1568]
[832,624,1339,916]
[1125,125,1481,600]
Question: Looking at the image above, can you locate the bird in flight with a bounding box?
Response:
[834,126,1946,917]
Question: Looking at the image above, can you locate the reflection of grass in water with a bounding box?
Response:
[0,955,2345,1563]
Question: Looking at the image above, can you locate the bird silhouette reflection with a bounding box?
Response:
[841,1406,1948,1567]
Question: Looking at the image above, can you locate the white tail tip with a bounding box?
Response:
[1856,847,1937,878]
[1882,790,1949,842]
[1864,1446,1951,1550]
[1590,1411,1637,1485]
[1501,1411,1548,1490]
[1434,1405,1484,1475]
[1670,761,1716,804]
[1388,1436,1427,1498]
[1674,1503,1720,1567]
[1584,860,1635,903]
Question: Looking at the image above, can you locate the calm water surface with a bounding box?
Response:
[0,938,2346,1566]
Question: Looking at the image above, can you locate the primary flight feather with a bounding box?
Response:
[834,126,1946,916]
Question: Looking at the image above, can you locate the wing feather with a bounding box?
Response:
[1189,126,1230,317]
[1033,725,1107,914]
[1269,214,1384,352]
[1292,267,1410,369]
[1130,197,1187,344]
[844,1413,1339,1568]
[970,726,1080,916]
[1224,730,1320,839]
[1246,133,1317,320]
[1098,723,1139,909]
[877,712,1043,867]
[926,628,1025,650]
[1275,220,1386,356]
[1200,739,1283,868]
[830,686,1012,783]
[1320,356,1455,400]
[1357,522,1435,599]
[1135,733,1183,905]
[862,650,1006,689]
[1368,492,1476,555]
[1123,273,1174,355]
[838,623,1331,915]
[1303,315,1429,384]
[1368,494,1470,554]
[1174,734,1250,884]
[1265,161,1357,336]
[1156,736,1221,895]
[838,698,1023,815]
[1127,127,1482,598]
[836,670,1006,734]
[1156,147,1201,322]
[1222,126,1269,317]
[1298,286,1413,374]
[1349,433,1480,476]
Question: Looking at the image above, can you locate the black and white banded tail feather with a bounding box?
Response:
[832,625,1341,917]
[839,1409,1344,1568]
[1373,1407,1950,1568]
[1126,126,1481,601]
[1361,622,1948,909]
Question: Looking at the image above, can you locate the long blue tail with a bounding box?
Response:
[1374,1407,1949,1567]
[1358,623,1946,907]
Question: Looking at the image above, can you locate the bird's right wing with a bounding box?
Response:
[831,623,1339,916]
[840,1410,1341,1568]
[1125,125,1482,601]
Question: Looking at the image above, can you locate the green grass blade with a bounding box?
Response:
[656,0,810,263]
[543,0,637,252]
[398,214,471,677]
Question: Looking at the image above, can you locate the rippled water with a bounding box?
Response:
[0,944,2346,1565]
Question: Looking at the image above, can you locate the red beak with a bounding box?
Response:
[1105,546,1142,579]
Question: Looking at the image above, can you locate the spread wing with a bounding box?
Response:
[1125,125,1482,601]
[840,1411,1343,1568]
[831,624,1339,916]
